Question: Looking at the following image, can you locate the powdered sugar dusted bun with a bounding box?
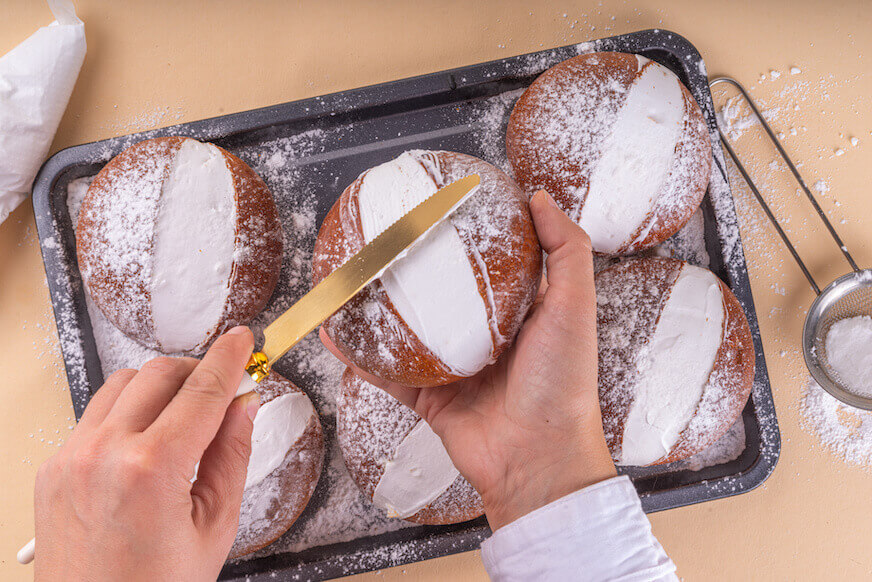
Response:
[312,150,541,388]
[230,373,324,559]
[77,136,283,354]
[337,369,483,524]
[596,257,754,466]
[507,52,712,256]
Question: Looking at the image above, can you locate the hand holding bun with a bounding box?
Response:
[322,191,617,531]
[313,150,542,388]
[34,328,262,581]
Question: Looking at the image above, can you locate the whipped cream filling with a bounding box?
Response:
[356,151,492,376]
[150,139,236,352]
[579,57,685,254]
[245,391,315,490]
[619,264,725,466]
[372,419,460,518]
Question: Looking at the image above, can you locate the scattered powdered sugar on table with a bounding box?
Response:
[712,63,872,469]
[824,316,872,397]
[802,378,872,467]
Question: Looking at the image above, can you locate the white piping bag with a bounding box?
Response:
[0,0,86,225]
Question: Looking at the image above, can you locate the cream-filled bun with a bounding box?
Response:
[229,373,324,559]
[312,150,542,388]
[595,257,754,466]
[336,369,483,524]
[77,136,283,354]
[507,52,712,256]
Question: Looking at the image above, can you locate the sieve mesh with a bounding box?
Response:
[805,271,872,407]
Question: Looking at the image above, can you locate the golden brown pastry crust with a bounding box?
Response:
[76,136,282,354]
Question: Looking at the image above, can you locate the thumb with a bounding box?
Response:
[191,391,260,536]
[528,190,597,335]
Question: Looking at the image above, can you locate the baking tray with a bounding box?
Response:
[32,28,780,581]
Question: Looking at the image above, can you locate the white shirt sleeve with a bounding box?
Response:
[480,475,678,582]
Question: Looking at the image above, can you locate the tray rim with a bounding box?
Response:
[31,27,781,581]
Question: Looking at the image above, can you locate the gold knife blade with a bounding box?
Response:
[244,173,481,383]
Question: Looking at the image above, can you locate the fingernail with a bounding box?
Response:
[227,325,250,336]
[244,392,261,421]
[540,191,559,208]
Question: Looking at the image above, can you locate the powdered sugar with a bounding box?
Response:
[68,177,164,375]
[77,138,175,343]
[824,316,872,397]
[679,419,746,472]
[802,378,872,467]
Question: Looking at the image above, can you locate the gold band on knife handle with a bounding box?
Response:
[245,351,271,383]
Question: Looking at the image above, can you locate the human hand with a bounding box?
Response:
[322,190,616,531]
[33,327,260,581]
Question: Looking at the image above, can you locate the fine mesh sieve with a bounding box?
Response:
[804,271,872,409]
[710,77,871,409]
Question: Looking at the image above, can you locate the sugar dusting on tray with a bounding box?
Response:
[55,38,761,568]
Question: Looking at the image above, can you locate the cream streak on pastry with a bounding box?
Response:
[372,419,460,519]
[579,56,685,254]
[356,151,492,376]
[245,391,316,489]
[619,264,725,466]
[151,139,236,353]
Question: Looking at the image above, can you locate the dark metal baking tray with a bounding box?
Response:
[32,28,780,581]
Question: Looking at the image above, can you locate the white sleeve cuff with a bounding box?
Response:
[480,475,678,582]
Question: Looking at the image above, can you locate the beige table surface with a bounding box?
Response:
[3,0,871,580]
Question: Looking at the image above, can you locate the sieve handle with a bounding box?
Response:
[709,76,861,296]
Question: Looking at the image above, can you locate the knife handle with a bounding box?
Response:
[245,351,271,383]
